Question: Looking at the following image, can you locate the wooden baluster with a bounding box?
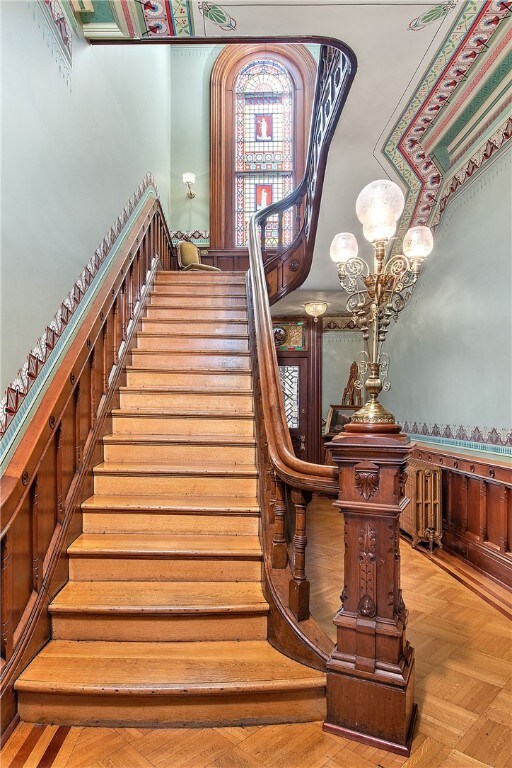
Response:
[271,477,288,568]
[136,251,141,303]
[74,383,82,470]
[277,212,284,254]
[1,535,13,662]
[120,280,127,345]
[90,348,97,428]
[32,477,42,592]
[113,298,119,365]
[289,489,310,621]
[267,467,277,525]
[102,322,109,393]
[128,265,134,320]
[56,425,64,525]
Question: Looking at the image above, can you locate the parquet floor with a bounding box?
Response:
[2,497,511,768]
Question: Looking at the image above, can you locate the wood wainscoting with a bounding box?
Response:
[410,443,512,589]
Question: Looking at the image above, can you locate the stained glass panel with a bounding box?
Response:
[234,58,295,247]
[279,365,300,429]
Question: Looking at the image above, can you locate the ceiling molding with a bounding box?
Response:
[382,0,511,238]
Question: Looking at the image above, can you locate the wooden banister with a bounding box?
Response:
[0,194,173,734]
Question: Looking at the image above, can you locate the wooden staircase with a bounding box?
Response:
[15,271,326,728]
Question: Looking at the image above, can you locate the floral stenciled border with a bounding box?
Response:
[383,0,511,239]
[33,0,73,86]
[401,421,512,454]
[171,230,210,247]
[0,174,157,440]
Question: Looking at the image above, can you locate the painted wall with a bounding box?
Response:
[383,146,512,447]
[169,45,222,237]
[0,2,172,393]
[322,331,362,425]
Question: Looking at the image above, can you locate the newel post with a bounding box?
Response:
[323,430,416,756]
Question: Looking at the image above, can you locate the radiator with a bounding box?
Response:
[402,459,442,551]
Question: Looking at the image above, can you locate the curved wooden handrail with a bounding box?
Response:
[248,40,357,492]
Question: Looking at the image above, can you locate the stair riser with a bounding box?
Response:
[152,284,246,296]
[146,308,247,321]
[141,321,249,336]
[150,295,246,308]
[82,512,259,536]
[131,352,251,371]
[135,336,249,353]
[156,273,246,284]
[103,442,256,465]
[126,370,252,390]
[18,689,326,728]
[118,391,253,413]
[69,557,262,582]
[93,475,258,496]
[112,415,254,436]
[51,614,267,642]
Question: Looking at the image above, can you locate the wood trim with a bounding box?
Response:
[210,44,317,250]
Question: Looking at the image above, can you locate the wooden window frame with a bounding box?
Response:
[210,44,317,250]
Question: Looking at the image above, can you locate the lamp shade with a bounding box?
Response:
[355,180,405,235]
[362,204,397,243]
[402,225,433,259]
[304,301,328,319]
[330,232,358,263]
[182,172,196,185]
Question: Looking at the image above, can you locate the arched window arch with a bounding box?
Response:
[210,45,316,250]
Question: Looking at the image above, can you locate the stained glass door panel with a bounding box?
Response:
[279,365,300,429]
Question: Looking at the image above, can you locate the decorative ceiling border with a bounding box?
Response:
[34,0,73,86]
[0,175,157,445]
[383,0,511,238]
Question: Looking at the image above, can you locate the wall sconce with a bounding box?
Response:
[330,179,433,431]
[304,301,328,323]
[183,172,196,199]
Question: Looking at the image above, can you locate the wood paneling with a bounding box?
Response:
[411,444,512,588]
[0,199,173,737]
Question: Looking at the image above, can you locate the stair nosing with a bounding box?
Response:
[111,408,255,418]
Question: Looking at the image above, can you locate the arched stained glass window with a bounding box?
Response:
[234,59,295,247]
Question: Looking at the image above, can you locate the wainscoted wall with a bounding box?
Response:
[1,1,172,394]
[384,146,512,454]
[321,330,361,424]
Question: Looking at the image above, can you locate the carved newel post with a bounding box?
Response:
[323,428,416,755]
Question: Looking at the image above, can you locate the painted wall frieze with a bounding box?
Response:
[0,174,157,439]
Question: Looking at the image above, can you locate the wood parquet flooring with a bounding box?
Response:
[2,497,511,768]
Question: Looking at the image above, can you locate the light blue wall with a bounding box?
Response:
[383,146,512,441]
[322,331,362,424]
[0,2,172,393]
[169,46,223,235]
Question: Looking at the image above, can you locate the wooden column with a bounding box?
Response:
[324,430,415,756]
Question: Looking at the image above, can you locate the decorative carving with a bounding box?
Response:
[341,361,362,407]
[355,461,380,500]
[358,522,377,618]
[289,258,300,272]
[273,327,287,347]
[394,469,407,501]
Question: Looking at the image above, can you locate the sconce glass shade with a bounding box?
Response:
[362,204,397,243]
[304,301,328,320]
[356,180,405,237]
[402,225,434,259]
[330,232,358,263]
[182,172,196,185]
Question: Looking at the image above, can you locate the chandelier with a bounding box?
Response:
[330,179,433,431]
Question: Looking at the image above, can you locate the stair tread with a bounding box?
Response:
[50,581,268,614]
[135,333,249,340]
[132,349,250,355]
[118,387,252,395]
[126,366,251,375]
[15,640,325,695]
[82,494,260,512]
[112,408,254,418]
[93,463,258,476]
[68,533,262,557]
[103,434,256,445]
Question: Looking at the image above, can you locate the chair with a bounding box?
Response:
[177,240,221,272]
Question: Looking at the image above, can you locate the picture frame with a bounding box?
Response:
[324,404,359,436]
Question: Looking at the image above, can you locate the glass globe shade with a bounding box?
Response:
[330,232,358,263]
[182,172,196,185]
[402,226,433,259]
[355,180,405,228]
[304,301,328,318]
[362,204,397,243]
